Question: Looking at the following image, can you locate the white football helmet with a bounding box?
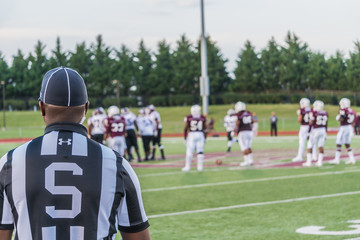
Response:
[121,107,130,114]
[108,105,120,117]
[313,100,324,111]
[138,108,145,116]
[299,98,310,108]
[227,109,235,116]
[148,104,155,111]
[98,107,105,115]
[235,101,246,113]
[190,105,201,117]
[339,98,350,109]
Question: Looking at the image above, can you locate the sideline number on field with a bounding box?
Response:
[296,220,360,236]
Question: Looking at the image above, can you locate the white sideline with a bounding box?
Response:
[142,168,360,193]
[148,190,360,219]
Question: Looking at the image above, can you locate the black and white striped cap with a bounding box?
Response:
[38,67,88,106]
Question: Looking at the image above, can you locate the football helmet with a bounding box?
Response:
[138,108,145,116]
[148,104,155,111]
[190,105,201,117]
[108,105,120,117]
[313,100,324,111]
[227,109,235,116]
[299,98,310,108]
[339,98,350,109]
[235,101,246,113]
[121,107,130,114]
[98,107,105,115]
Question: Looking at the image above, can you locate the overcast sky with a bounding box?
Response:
[1,0,360,72]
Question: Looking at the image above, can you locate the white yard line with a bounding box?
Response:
[148,190,360,219]
[142,168,360,192]
[138,168,222,178]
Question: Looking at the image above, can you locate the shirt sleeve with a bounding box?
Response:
[0,153,14,230]
[117,160,149,233]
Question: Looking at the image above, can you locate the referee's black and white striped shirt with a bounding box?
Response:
[0,122,149,240]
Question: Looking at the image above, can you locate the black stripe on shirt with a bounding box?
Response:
[118,160,149,233]
[0,149,15,230]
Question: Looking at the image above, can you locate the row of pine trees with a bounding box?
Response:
[0,31,360,103]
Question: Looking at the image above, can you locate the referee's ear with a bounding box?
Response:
[39,101,46,117]
[85,101,89,115]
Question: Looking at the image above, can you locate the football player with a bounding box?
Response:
[137,108,155,161]
[104,105,127,157]
[234,101,254,166]
[329,98,356,164]
[87,107,107,143]
[303,100,328,167]
[122,107,141,162]
[224,109,237,152]
[147,104,165,160]
[182,105,207,172]
[292,98,312,162]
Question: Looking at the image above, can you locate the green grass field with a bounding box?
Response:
[1,103,360,138]
[3,135,360,240]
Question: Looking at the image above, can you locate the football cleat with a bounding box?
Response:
[240,161,253,167]
[302,162,312,167]
[182,166,191,172]
[345,159,356,165]
[328,159,340,165]
[315,161,323,167]
[292,157,303,162]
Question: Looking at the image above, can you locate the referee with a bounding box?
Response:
[0,67,150,240]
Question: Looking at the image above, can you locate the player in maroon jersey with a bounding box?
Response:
[303,100,328,167]
[104,105,127,157]
[330,98,356,164]
[182,105,207,172]
[292,98,312,162]
[234,101,254,166]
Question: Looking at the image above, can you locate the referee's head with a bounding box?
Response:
[38,67,89,125]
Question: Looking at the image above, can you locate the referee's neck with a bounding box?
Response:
[39,101,89,126]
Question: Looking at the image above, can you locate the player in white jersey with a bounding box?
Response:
[303,100,328,167]
[224,109,237,152]
[87,107,107,144]
[122,107,141,162]
[329,98,356,164]
[137,109,155,161]
[182,105,207,172]
[147,104,165,160]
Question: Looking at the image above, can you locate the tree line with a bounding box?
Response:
[0,31,360,109]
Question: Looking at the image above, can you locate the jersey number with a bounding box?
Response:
[190,120,203,131]
[303,113,310,123]
[348,114,355,123]
[111,122,124,132]
[43,162,84,239]
[316,116,328,126]
[242,116,252,124]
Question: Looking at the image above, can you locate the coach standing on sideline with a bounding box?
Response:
[0,67,150,240]
[270,111,278,136]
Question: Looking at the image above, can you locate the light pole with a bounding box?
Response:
[199,0,209,115]
[113,80,120,108]
[1,81,5,129]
